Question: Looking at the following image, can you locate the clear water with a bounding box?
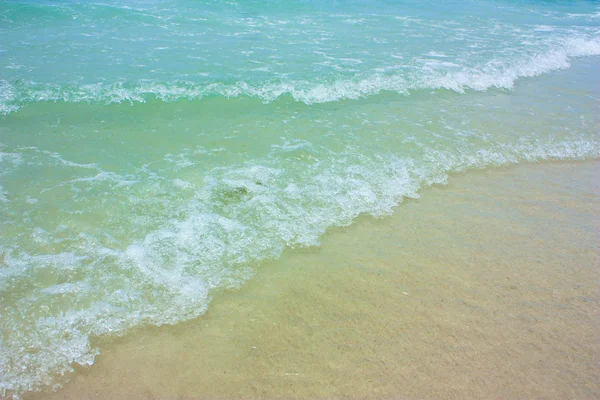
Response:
[0,0,599,396]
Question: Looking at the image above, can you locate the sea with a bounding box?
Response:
[0,0,599,397]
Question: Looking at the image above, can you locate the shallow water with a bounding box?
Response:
[1,0,599,396]
[30,160,600,400]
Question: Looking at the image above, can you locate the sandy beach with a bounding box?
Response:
[27,160,600,400]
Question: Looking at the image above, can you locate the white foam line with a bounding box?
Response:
[1,37,599,113]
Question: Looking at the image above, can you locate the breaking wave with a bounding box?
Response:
[1,37,599,114]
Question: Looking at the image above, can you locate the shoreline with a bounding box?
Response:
[29,159,600,400]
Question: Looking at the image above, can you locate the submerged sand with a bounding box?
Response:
[30,161,599,399]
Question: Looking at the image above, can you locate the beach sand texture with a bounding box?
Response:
[30,160,600,400]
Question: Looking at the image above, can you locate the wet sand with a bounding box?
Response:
[30,160,600,400]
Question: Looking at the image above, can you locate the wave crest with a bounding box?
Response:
[1,37,599,114]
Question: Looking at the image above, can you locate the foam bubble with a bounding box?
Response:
[0,185,8,203]
[416,37,600,92]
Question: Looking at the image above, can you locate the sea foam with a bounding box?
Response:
[1,131,599,397]
[1,37,599,113]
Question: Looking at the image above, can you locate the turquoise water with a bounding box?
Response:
[1,0,599,396]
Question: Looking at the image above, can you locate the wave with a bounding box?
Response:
[1,37,599,114]
[1,131,599,397]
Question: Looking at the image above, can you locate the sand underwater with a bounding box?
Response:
[24,160,600,400]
